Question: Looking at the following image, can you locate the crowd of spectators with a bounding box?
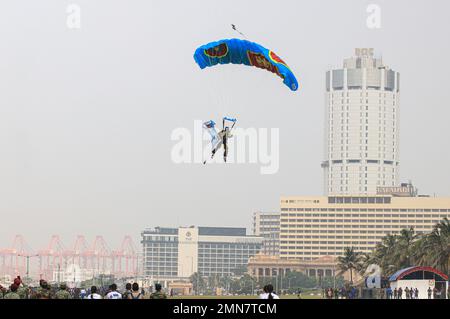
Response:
[0,276,167,300]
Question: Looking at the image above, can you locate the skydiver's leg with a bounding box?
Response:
[211,141,223,159]
[223,142,228,162]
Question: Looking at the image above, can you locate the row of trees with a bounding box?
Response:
[190,271,344,295]
[337,218,450,281]
[190,218,449,294]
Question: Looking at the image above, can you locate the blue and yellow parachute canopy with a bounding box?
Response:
[194,38,298,91]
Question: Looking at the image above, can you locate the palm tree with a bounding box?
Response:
[411,235,429,267]
[372,234,398,276]
[393,228,418,269]
[363,220,450,279]
[337,247,362,284]
[423,218,450,275]
[357,253,374,276]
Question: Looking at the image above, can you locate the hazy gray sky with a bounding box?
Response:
[1,0,449,251]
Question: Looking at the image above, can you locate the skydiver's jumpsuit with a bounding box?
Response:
[212,129,232,162]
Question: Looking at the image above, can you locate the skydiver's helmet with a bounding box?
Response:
[225,127,229,132]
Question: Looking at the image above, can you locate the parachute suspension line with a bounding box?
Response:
[215,57,226,117]
[231,118,237,130]
[203,54,217,118]
[205,40,221,114]
[217,47,231,117]
[204,46,225,118]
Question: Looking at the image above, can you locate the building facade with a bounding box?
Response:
[247,254,339,279]
[141,226,263,280]
[279,195,450,260]
[252,212,280,256]
[323,48,400,195]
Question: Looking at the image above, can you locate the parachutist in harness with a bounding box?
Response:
[212,126,232,162]
[203,117,237,164]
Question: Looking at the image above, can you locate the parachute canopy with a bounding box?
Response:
[194,38,298,91]
[223,117,237,123]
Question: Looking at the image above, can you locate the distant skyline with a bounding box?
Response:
[1,0,450,251]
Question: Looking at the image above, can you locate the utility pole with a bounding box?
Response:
[197,274,200,295]
[275,273,278,293]
[280,270,283,293]
[18,254,39,281]
[333,265,336,289]
[251,278,254,295]
[319,274,323,289]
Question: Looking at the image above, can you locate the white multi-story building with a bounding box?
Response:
[141,226,263,281]
[252,212,280,256]
[322,48,400,195]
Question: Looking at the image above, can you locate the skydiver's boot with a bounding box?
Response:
[223,145,228,163]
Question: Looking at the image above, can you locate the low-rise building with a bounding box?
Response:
[247,254,357,283]
[248,254,333,278]
[141,226,263,282]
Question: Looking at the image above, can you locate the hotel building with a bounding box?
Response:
[141,226,263,280]
[279,193,450,260]
[249,49,449,277]
[322,48,400,195]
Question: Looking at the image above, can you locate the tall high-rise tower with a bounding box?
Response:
[322,48,400,195]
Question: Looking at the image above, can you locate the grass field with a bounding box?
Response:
[170,291,323,299]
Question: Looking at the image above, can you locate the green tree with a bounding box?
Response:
[412,234,429,267]
[337,247,362,284]
[321,275,345,289]
[218,276,233,294]
[420,218,450,275]
[358,253,374,275]
[260,271,317,292]
[372,233,399,276]
[232,266,248,276]
[189,272,206,295]
[392,228,418,269]
[364,219,450,277]
[235,274,257,294]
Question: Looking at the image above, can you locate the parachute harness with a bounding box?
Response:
[202,117,237,164]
